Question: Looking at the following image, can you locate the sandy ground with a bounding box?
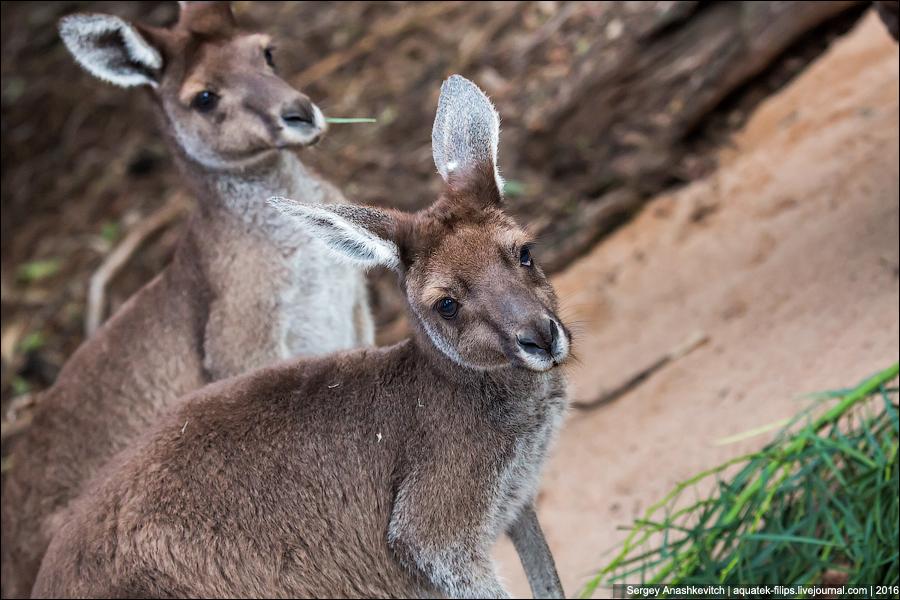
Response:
[494,12,900,598]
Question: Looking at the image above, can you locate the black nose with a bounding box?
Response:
[282,98,314,127]
[516,319,558,358]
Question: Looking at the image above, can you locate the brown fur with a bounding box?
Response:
[33,150,571,599]
[1,4,371,597]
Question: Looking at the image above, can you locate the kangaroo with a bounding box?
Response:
[33,75,569,599]
[1,3,372,597]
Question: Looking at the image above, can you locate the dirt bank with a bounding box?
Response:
[494,12,899,597]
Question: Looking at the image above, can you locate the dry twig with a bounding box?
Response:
[85,193,192,337]
[572,331,709,411]
[450,2,525,74]
[514,2,580,60]
[1,393,34,442]
[1,412,32,444]
[294,2,463,88]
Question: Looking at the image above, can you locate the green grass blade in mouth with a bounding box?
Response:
[325,118,377,124]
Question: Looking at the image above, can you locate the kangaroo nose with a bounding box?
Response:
[282,97,315,127]
[516,318,557,358]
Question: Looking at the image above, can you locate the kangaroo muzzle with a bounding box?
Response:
[516,317,568,371]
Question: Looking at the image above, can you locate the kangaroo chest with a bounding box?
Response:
[199,163,369,379]
[486,377,569,534]
[276,239,363,356]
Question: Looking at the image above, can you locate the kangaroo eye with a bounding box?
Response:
[191,90,219,113]
[264,47,275,68]
[520,246,533,267]
[436,298,460,320]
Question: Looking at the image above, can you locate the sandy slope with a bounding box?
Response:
[495,11,900,598]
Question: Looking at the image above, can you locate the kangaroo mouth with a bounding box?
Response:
[279,104,327,148]
[515,350,567,372]
[277,132,321,149]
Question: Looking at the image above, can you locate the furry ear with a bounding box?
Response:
[177,1,237,37]
[432,75,505,197]
[268,197,401,271]
[59,14,163,88]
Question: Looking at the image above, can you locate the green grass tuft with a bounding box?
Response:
[581,364,899,598]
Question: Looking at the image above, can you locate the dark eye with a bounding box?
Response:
[191,90,219,113]
[264,47,275,68]
[520,245,533,267]
[436,298,460,320]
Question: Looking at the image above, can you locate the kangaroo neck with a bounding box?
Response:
[406,328,565,411]
[179,150,326,249]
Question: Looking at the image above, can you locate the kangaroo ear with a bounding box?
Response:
[59,14,163,88]
[268,197,402,271]
[177,1,237,36]
[432,75,505,198]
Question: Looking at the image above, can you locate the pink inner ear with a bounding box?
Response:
[177,1,236,37]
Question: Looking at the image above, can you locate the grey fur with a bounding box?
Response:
[432,74,505,193]
[508,504,565,598]
[269,198,401,270]
[59,14,162,87]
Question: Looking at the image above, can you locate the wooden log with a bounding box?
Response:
[504,1,863,271]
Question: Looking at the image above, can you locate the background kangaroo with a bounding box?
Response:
[34,75,568,599]
[1,3,373,597]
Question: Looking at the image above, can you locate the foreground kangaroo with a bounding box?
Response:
[1,3,372,597]
[34,75,569,599]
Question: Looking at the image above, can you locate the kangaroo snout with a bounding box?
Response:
[516,317,567,370]
[517,319,555,357]
[282,97,315,126]
[280,96,326,145]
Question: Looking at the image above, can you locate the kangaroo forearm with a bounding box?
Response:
[507,501,565,599]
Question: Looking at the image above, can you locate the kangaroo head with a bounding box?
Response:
[59,1,325,170]
[272,75,571,372]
